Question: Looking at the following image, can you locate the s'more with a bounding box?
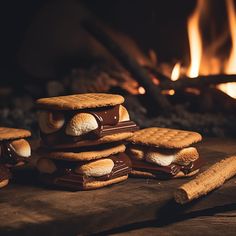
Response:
[127,127,203,179]
[0,127,31,188]
[36,93,138,190]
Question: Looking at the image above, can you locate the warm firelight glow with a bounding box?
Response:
[217,0,236,99]
[187,0,204,78]
[171,63,181,81]
[218,82,236,99]
[185,0,236,98]
[162,89,175,96]
[225,0,236,73]
[164,0,236,99]
[138,86,146,94]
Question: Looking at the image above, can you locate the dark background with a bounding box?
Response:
[0,0,196,82]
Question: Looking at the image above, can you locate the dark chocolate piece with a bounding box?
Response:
[40,105,138,146]
[131,157,203,179]
[94,121,139,137]
[0,142,28,166]
[0,165,11,181]
[39,153,131,190]
[87,105,120,126]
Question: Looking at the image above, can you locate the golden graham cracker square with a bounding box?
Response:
[128,127,202,149]
[36,93,124,110]
[0,127,31,141]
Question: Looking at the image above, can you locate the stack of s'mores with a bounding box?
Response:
[0,127,31,188]
[127,127,203,179]
[36,93,138,190]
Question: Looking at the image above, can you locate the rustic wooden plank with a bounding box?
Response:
[111,211,236,236]
[0,138,235,235]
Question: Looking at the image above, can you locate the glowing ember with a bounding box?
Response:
[171,62,181,81]
[138,86,146,94]
[162,89,175,96]
[152,77,160,85]
[218,82,236,99]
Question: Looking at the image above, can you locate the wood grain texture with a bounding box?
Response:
[0,138,235,235]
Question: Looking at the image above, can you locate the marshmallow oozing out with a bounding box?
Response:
[10,139,31,158]
[66,105,130,137]
[144,147,199,166]
[38,111,65,134]
[145,150,176,166]
[75,159,114,177]
[65,113,98,136]
[128,146,145,160]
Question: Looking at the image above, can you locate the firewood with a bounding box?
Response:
[82,20,171,110]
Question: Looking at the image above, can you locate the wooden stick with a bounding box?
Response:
[174,156,236,204]
[82,21,171,110]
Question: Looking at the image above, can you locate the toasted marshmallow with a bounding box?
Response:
[174,147,199,165]
[128,146,145,160]
[145,150,176,166]
[65,105,130,137]
[10,139,31,157]
[75,158,114,177]
[119,105,130,121]
[0,179,9,188]
[65,113,98,136]
[38,111,65,134]
[37,158,57,174]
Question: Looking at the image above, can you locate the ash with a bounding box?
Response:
[1,64,236,138]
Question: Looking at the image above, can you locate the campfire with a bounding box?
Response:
[1,0,236,137]
[77,0,236,115]
[165,0,236,99]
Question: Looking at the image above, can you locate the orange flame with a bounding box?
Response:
[218,0,236,98]
[187,0,204,78]
[171,62,181,81]
[225,0,236,73]
[170,0,236,99]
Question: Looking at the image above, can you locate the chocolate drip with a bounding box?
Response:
[87,105,120,126]
[41,105,138,146]
[131,157,203,178]
[0,142,27,166]
[0,165,11,181]
[39,153,131,190]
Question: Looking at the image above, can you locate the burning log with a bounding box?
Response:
[82,20,171,111]
[151,73,236,91]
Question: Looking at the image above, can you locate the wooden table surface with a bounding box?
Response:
[0,138,235,235]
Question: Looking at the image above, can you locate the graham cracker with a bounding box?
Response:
[0,127,31,141]
[49,132,133,149]
[128,127,202,149]
[83,175,128,190]
[130,169,199,179]
[43,144,126,161]
[36,93,124,110]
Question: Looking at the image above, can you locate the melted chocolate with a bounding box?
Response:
[39,153,131,190]
[40,105,138,146]
[0,142,27,166]
[0,165,11,181]
[87,105,120,126]
[131,157,203,179]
